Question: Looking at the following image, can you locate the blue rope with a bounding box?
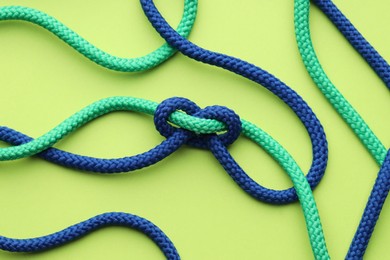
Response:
[0,212,180,259]
[139,0,329,204]
[346,150,390,259]
[313,0,390,90]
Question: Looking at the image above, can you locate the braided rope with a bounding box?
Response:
[1,96,328,258]
[294,0,390,258]
[0,1,197,72]
[0,212,180,259]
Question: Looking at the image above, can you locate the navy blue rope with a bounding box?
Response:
[313,0,390,90]
[0,212,180,259]
[346,150,390,259]
[140,0,328,204]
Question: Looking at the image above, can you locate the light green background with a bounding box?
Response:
[0,0,389,259]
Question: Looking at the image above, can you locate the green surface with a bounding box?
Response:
[0,0,389,259]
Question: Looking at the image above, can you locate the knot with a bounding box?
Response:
[154,97,241,149]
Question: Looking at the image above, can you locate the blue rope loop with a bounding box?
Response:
[140,0,328,204]
[208,136,290,203]
[0,212,180,259]
[154,97,241,149]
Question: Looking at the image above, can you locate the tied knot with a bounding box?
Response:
[154,97,241,149]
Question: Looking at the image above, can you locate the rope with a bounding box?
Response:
[0,212,180,259]
[1,96,328,258]
[0,1,197,72]
[294,0,390,258]
[139,0,330,258]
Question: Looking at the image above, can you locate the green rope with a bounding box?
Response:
[0,96,327,257]
[294,0,387,165]
[0,1,197,72]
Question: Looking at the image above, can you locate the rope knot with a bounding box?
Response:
[154,97,241,149]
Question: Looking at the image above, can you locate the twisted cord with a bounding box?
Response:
[0,1,197,72]
[313,0,390,90]
[0,212,180,259]
[294,0,389,258]
[1,96,328,258]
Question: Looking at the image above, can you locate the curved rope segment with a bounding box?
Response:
[0,212,180,259]
[0,1,197,72]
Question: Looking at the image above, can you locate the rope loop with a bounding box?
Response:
[154,97,241,149]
